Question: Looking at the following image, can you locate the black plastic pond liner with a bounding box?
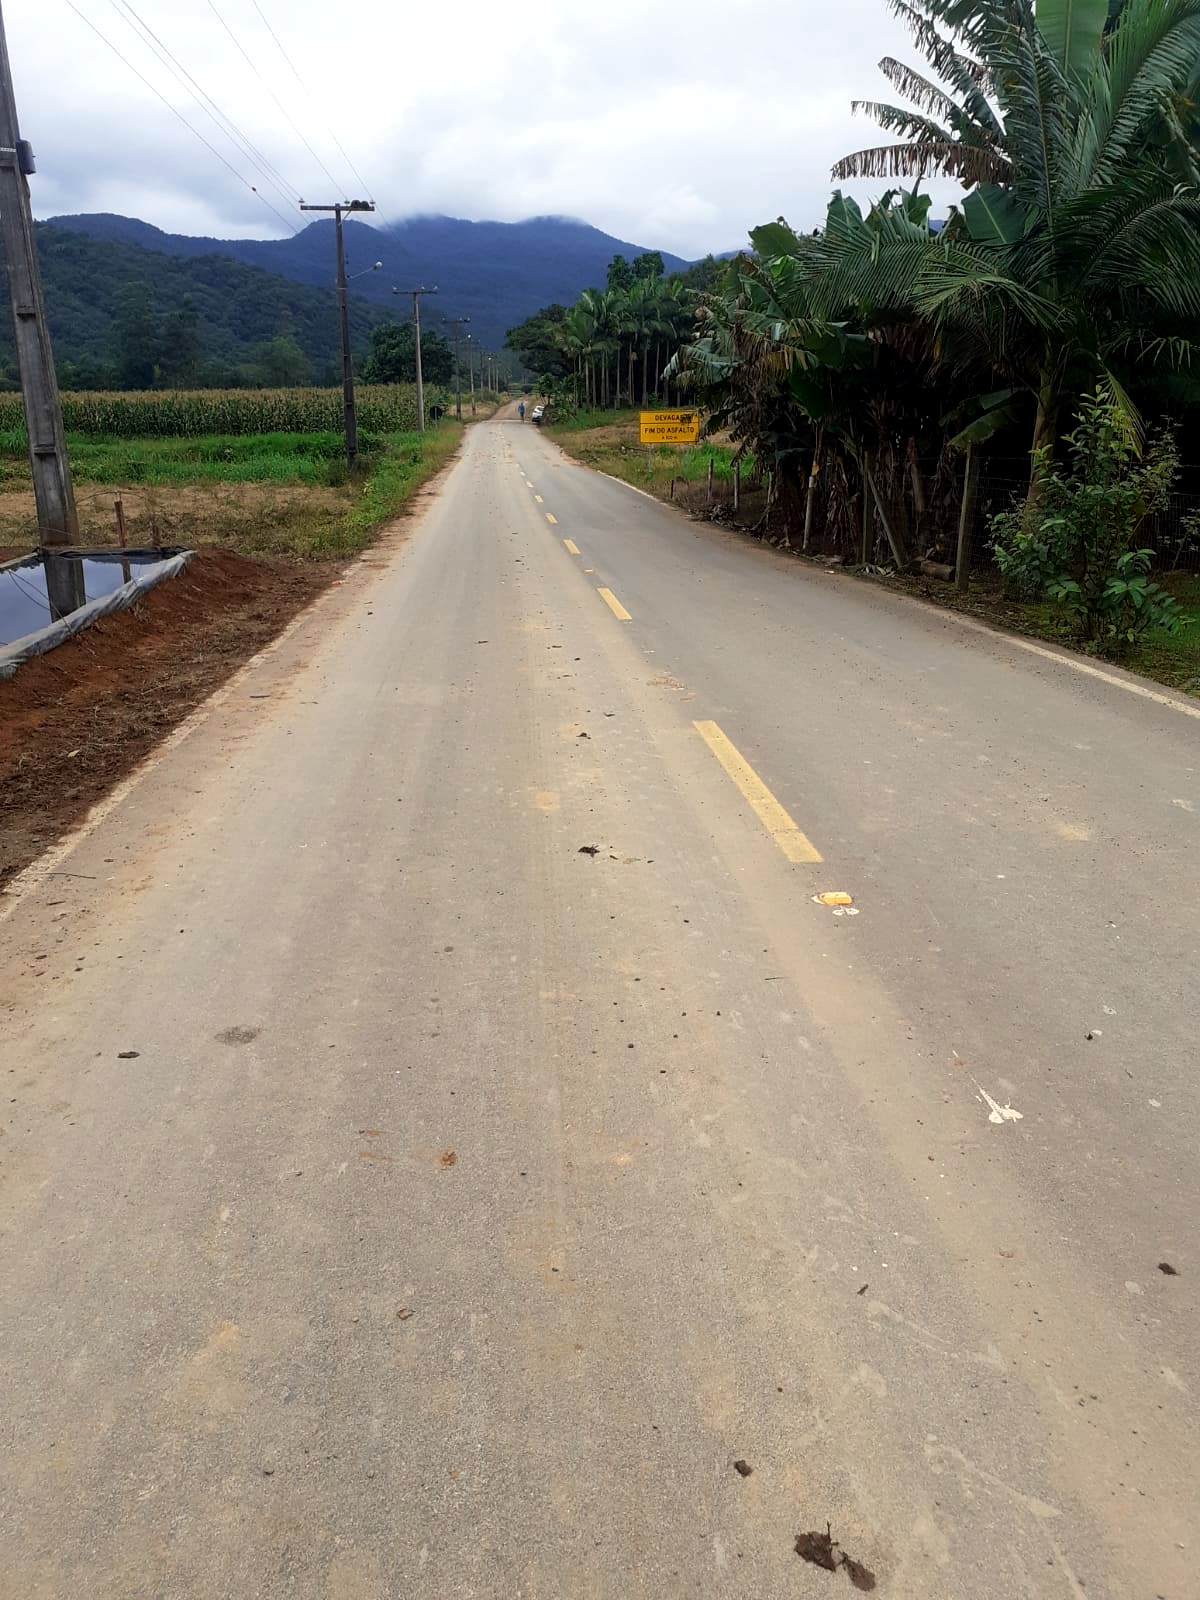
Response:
[0,548,194,678]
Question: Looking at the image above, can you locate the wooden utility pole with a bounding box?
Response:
[0,1,77,546]
[300,199,375,464]
[443,317,469,421]
[393,286,437,430]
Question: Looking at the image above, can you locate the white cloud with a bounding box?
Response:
[17,0,963,253]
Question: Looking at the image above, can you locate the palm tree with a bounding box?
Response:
[830,0,1200,460]
[562,303,596,407]
[626,279,674,405]
[833,0,1010,185]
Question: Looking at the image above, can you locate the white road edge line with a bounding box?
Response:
[596,470,662,504]
[590,463,1200,722]
[941,611,1200,721]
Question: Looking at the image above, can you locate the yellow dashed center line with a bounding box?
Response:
[534,494,544,503]
[693,721,823,864]
[598,587,632,621]
[546,512,558,525]
[563,539,581,555]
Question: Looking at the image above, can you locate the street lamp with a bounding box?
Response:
[348,260,383,282]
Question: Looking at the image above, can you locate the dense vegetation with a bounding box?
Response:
[533,0,1200,655]
[506,253,724,405]
[363,321,454,386]
[0,386,418,439]
[0,225,389,390]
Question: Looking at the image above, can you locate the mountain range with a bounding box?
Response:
[41,212,692,356]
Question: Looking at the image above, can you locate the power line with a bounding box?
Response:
[205,0,345,198]
[248,0,385,220]
[107,0,301,215]
[62,1,297,234]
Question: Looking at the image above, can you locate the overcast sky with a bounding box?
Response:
[13,0,960,255]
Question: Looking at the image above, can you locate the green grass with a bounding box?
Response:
[1124,574,1200,693]
[303,424,462,558]
[547,406,641,434]
[0,422,462,561]
[0,429,384,489]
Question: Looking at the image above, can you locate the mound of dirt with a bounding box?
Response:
[0,549,330,887]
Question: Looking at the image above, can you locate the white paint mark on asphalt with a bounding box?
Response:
[1172,798,1195,812]
[924,1439,1061,1521]
[972,1078,1024,1124]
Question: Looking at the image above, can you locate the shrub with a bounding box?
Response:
[992,390,1186,646]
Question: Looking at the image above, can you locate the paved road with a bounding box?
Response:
[2,419,1197,1599]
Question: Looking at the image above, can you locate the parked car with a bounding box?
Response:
[531,405,545,426]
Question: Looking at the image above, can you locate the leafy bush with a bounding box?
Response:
[992,390,1186,646]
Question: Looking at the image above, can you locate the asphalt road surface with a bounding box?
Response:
[2,418,1197,1599]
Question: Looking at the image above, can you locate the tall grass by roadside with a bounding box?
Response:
[0,430,382,488]
[303,424,462,558]
[0,386,418,439]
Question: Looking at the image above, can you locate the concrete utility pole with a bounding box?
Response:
[465,335,477,416]
[443,317,469,421]
[393,286,437,430]
[0,0,77,547]
[300,199,375,465]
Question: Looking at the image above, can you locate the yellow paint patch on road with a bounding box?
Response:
[546,513,558,525]
[598,587,632,621]
[532,791,560,813]
[584,568,595,573]
[534,494,544,503]
[693,721,823,864]
[563,539,581,555]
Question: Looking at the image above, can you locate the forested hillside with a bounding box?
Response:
[45,213,692,353]
[0,225,387,389]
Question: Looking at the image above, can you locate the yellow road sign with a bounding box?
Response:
[640,409,701,445]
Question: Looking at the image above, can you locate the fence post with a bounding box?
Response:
[955,441,980,594]
[732,459,740,515]
[803,442,821,552]
[706,457,714,505]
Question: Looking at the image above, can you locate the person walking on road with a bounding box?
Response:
[518,401,526,422]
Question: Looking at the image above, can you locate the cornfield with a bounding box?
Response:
[0,386,419,438]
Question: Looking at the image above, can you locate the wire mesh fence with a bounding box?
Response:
[961,463,1200,576]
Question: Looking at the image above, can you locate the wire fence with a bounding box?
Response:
[963,464,1200,575]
